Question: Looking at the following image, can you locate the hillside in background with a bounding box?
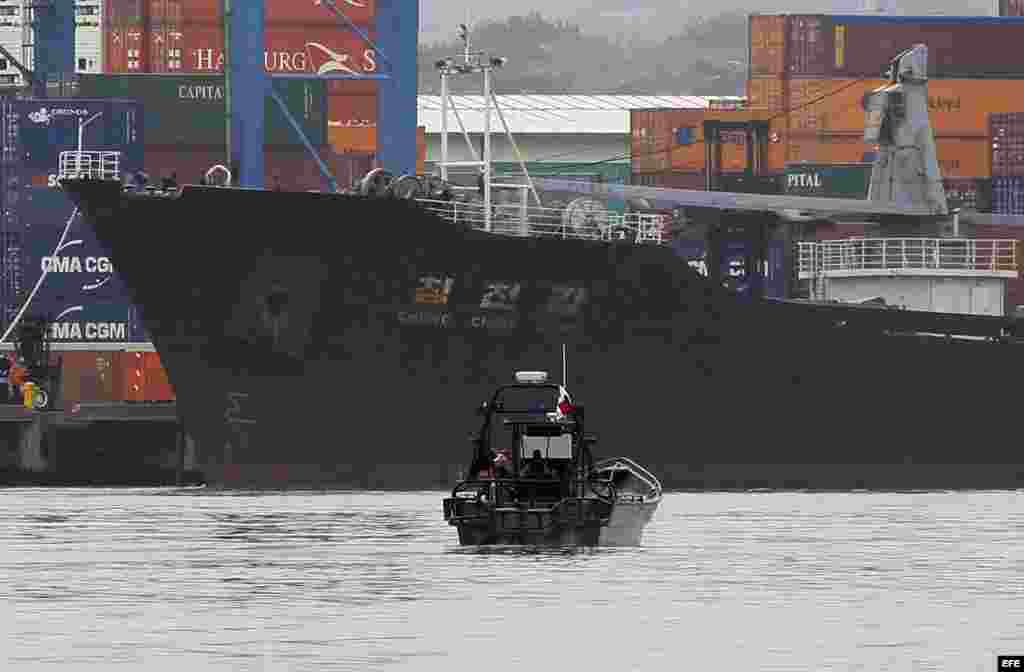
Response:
[420,0,998,47]
[417,12,748,96]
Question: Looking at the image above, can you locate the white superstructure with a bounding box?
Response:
[0,0,102,88]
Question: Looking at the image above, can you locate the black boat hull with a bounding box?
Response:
[58,180,1024,490]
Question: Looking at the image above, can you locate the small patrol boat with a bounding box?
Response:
[442,370,662,546]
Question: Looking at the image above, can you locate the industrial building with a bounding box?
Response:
[419,94,710,183]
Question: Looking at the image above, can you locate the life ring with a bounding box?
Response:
[359,168,394,197]
[389,174,422,200]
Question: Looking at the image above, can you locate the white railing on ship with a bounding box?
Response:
[415,198,668,245]
[58,150,121,182]
[797,238,1019,277]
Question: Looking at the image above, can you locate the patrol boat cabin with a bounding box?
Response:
[443,371,662,546]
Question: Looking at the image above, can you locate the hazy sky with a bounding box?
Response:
[418,0,998,45]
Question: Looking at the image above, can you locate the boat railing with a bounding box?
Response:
[593,456,664,501]
[415,198,668,245]
[797,238,1020,279]
[452,475,616,507]
[58,150,121,182]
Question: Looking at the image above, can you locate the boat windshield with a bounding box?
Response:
[492,386,560,414]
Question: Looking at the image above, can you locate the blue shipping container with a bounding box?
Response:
[43,301,145,343]
[991,176,1024,215]
[4,98,144,176]
[16,186,129,306]
[673,239,786,299]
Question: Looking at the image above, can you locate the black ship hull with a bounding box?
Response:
[59,180,1024,490]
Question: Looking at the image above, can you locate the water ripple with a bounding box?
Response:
[2,488,1023,671]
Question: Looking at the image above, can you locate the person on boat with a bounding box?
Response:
[520,449,552,479]
[0,354,10,403]
[493,448,513,479]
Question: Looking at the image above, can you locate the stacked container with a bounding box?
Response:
[0,98,147,345]
[989,113,1024,215]
[103,0,380,170]
[742,14,1024,192]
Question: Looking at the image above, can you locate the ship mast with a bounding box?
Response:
[434,25,539,233]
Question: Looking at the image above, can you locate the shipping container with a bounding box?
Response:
[751,14,1024,80]
[788,14,833,77]
[3,98,144,173]
[14,186,130,307]
[328,92,376,129]
[630,108,706,173]
[673,238,787,299]
[713,172,783,194]
[104,0,375,27]
[60,350,120,404]
[76,73,326,147]
[630,171,705,190]
[991,176,1024,214]
[784,162,871,198]
[1001,0,1024,17]
[143,350,175,400]
[168,23,377,75]
[330,127,376,154]
[748,14,786,77]
[786,134,988,177]
[990,112,1024,177]
[789,78,1024,135]
[943,177,992,211]
[747,77,786,112]
[8,301,146,344]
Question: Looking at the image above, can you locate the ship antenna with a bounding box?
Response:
[562,343,567,388]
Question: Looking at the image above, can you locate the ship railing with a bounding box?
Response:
[415,198,668,245]
[796,238,1019,278]
[58,150,121,182]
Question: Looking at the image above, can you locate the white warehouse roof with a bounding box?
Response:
[417,94,712,135]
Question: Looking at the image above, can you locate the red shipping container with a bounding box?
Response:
[328,92,376,129]
[175,23,377,76]
[788,15,833,77]
[60,351,126,405]
[836,18,1024,79]
[122,351,146,402]
[748,15,786,77]
[143,352,176,401]
[106,22,148,72]
[170,0,375,25]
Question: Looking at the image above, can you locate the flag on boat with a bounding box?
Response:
[556,386,574,418]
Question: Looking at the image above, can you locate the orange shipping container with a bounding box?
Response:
[60,351,125,405]
[787,133,990,178]
[749,15,787,77]
[330,126,376,153]
[631,109,706,173]
[747,77,786,112]
[788,78,1024,136]
[668,126,789,172]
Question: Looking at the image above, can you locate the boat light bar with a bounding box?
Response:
[515,371,548,384]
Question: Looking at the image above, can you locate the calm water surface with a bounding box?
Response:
[2,489,1023,671]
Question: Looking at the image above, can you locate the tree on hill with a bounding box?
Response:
[417,11,749,96]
